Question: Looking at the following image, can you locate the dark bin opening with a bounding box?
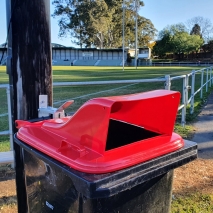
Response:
[106,119,160,151]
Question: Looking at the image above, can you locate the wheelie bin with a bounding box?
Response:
[14,90,197,213]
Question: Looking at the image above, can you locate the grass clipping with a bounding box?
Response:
[172,159,213,212]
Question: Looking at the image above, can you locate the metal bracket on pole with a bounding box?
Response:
[38,95,74,119]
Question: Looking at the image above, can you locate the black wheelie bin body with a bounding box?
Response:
[14,90,197,213]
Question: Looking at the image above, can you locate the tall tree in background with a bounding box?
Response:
[190,24,202,38]
[88,0,114,48]
[186,16,213,43]
[52,0,156,48]
[153,24,187,57]
[152,29,172,57]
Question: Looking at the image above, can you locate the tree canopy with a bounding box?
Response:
[52,0,157,48]
[153,24,203,58]
[186,16,213,43]
[202,40,213,53]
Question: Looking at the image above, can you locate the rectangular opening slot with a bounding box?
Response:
[106,119,160,151]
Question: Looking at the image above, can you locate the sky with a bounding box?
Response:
[0,0,213,47]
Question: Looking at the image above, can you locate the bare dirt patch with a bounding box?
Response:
[0,167,17,213]
[173,158,213,196]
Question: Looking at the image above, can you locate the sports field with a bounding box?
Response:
[0,65,204,109]
[0,65,211,151]
[0,65,203,84]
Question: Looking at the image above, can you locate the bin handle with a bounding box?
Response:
[58,140,87,157]
[56,100,74,113]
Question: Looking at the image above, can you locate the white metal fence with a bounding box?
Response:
[152,62,213,67]
[0,66,213,164]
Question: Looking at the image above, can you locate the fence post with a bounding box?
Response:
[210,67,212,87]
[200,69,204,99]
[185,74,189,105]
[181,76,187,127]
[206,68,208,92]
[165,75,171,90]
[211,66,213,84]
[190,71,195,114]
[6,86,13,151]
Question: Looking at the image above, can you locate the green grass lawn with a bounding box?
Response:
[0,65,205,83]
[52,66,203,82]
[0,65,211,147]
[0,65,212,140]
[0,65,211,154]
[0,65,213,213]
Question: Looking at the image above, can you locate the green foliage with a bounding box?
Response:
[153,24,203,58]
[52,0,157,48]
[174,124,194,140]
[171,193,213,213]
[202,40,213,53]
[172,32,203,55]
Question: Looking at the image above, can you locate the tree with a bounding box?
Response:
[152,31,172,57]
[183,34,204,58]
[186,16,213,43]
[153,24,203,59]
[88,0,114,48]
[190,24,202,38]
[202,40,213,53]
[153,24,187,57]
[52,0,157,48]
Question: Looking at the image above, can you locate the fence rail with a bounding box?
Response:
[1,66,213,164]
[152,62,213,66]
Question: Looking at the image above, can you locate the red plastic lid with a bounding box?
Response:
[16,90,184,173]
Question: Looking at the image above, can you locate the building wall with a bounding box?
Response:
[52,48,126,61]
[0,47,127,64]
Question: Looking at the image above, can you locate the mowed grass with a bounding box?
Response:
[1,65,208,108]
[0,65,212,147]
[52,66,202,82]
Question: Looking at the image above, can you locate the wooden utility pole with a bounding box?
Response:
[7,0,52,132]
[6,1,52,212]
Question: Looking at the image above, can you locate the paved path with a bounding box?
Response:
[192,91,213,159]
